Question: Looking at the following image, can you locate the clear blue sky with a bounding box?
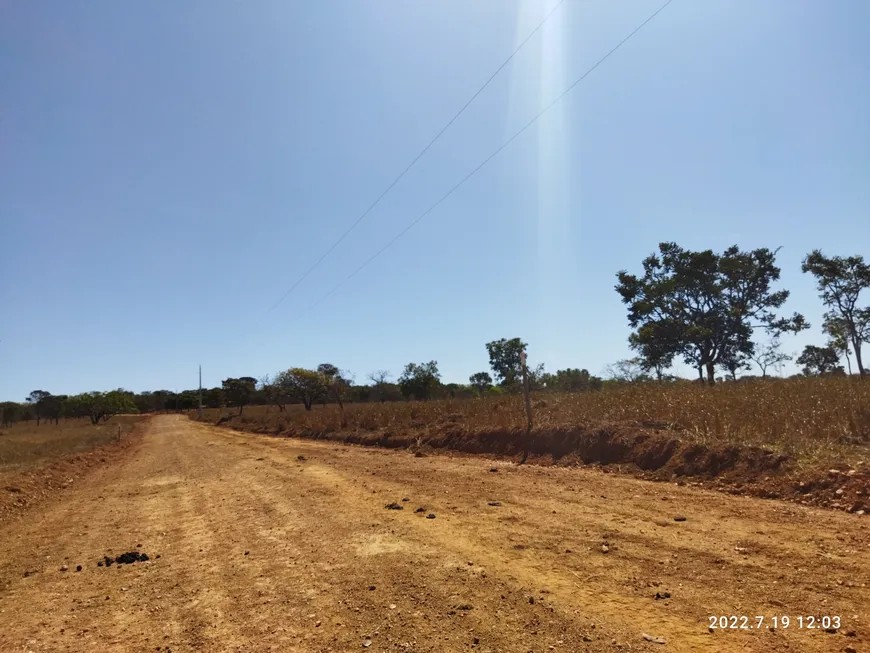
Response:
[1,0,868,400]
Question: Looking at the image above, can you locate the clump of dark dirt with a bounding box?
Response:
[100,551,150,567]
[426,513,436,519]
[384,502,403,510]
[415,507,425,513]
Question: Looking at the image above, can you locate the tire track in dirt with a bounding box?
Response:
[0,416,867,653]
[217,420,869,653]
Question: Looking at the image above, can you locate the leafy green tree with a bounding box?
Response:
[616,243,808,385]
[748,336,791,378]
[69,391,138,425]
[398,361,441,400]
[258,375,288,412]
[547,368,603,392]
[1,402,22,427]
[823,317,853,375]
[202,387,224,409]
[469,372,493,396]
[318,363,353,409]
[26,390,51,426]
[803,251,870,377]
[222,377,257,415]
[275,368,325,411]
[485,338,527,389]
[628,333,674,381]
[41,394,68,424]
[796,345,843,376]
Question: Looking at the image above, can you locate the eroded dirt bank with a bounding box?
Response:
[210,415,870,513]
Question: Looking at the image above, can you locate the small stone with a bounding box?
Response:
[426,513,436,519]
[583,635,593,642]
[487,501,502,506]
[473,637,480,645]
[528,596,535,604]
[75,565,82,572]
[59,565,68,572]
[600,544,610,554]
[489,468,498,473]
[369,585,376,591]
[844,647,857,653]
[315,620,321,627]
[362,639,372,648]
[389,604,396,610]
[402,497,410,502]
[674,515,687,522]
[845,630,857,637]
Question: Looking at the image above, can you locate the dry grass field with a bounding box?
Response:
[0,415,145,470]
[198,377,870,468]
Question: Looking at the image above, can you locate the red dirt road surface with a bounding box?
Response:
[0,415,867,652]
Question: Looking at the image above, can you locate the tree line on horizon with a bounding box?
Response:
[3,244,866,427]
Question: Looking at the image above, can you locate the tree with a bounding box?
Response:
[25,390,51,426]
[258,375,287,412]
[1,402,22,427]
[616,243,808,385]
[796,345,843,376]
[318,363,353,411]
[367,370,392,403]
[69,391,138,425]
[802,251,870,377]
[202,387,224,409]
[547,368,603,392]
[398,361,441,400]
[823,317,853,376]
[604,358,649,383]
[221,377,257,415]
[719,346,752,381]
[748,336,791,378]
[628,333,674,381]
[469,372,493,396]
[485,338,528,390]
[275,368,325,411]
[42,394,68,424]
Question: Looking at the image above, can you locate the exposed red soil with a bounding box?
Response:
[206,415,870,513]
[0,423,146,523]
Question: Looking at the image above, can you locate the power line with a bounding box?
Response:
[295,0,675,320]
[262,0,566,318]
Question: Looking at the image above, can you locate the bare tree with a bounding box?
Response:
[604,358,648,383]
[749,337,792,378]
[367,370,392,403]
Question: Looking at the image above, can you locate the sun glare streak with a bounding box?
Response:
[534,2,570,332]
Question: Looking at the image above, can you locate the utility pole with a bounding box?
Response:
[519,351,533,465]
[198,365,203,419]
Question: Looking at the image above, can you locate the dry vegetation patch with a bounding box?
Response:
[196,378,870,510]
[0,415,147,522]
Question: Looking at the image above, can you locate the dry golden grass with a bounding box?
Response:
[198,377,870,467]
[0,415,146,469]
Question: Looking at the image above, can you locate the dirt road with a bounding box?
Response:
[0,415,866,653]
